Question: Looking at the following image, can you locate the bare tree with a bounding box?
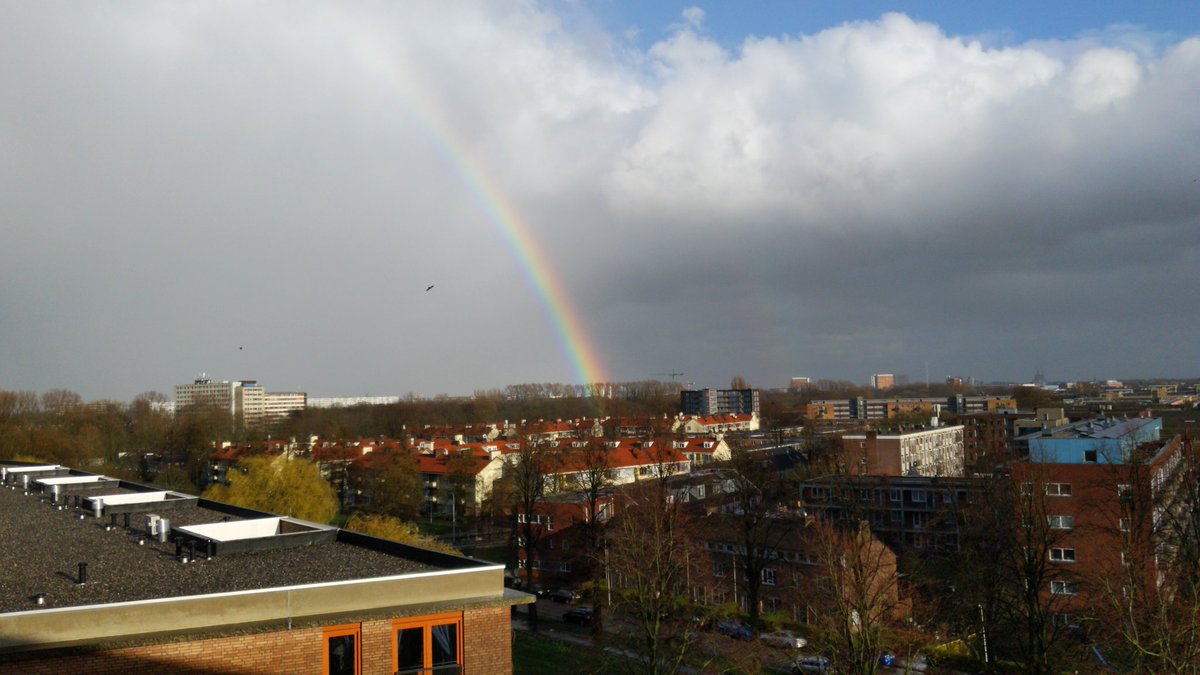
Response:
[808,519,903,675]
[1089,429,1200,672]
[570,438,614,634]
[725,445,793,630]
[508,433,557,631]
[604,478,706,675]
[947,471,1080,673]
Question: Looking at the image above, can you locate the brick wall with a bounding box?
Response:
[463,605,512,675]
[0,606,513,675]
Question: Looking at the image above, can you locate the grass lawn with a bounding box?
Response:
[514,631,614,675]
[469,544,508,564]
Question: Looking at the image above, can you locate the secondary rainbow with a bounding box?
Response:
[341,15,607,386]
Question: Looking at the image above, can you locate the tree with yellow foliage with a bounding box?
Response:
[203,455,338,524]
[343,513,460,555]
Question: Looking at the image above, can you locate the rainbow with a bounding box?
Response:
[339,11,607,387]
[434,150,608,387]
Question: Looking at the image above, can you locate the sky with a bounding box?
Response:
[2,2,1199,402]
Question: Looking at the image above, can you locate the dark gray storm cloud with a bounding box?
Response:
[1,4,1198,400]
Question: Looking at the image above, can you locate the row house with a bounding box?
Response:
[416,444,508,517]
[513,469,744,589]
[534,439,692,493]
[412,423,505,444]
[513,491,623,589]
[310,437,407,505]
[674,413,760,435]
[206,439,292,488]
[510,418,605,442]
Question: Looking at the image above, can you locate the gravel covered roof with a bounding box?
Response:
[0,471,442,614]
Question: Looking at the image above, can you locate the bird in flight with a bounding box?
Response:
[426,285,435,292]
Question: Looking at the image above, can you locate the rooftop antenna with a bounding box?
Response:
[653,371,685,382]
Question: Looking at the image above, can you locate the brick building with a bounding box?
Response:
[799,473,988,551]
[1008,417,1189,620]
[0,461,529,674]
[806,395,1016,425]
[840,425,966,477]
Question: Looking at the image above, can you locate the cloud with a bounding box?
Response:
[681,7,706,30]
[0,4,1197,400]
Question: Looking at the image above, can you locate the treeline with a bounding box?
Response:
[276,381,683,440]
[0,381,687,477]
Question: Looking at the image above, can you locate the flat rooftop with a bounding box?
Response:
[0,463,519,653]
[0,473,438,613]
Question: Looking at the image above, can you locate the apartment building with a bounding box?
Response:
[0,461,529,674]
[680,388,760,416]
[174,377,306,428]
[806,395,1016,423]
[841,425,966,477]
[799,474,988,551]
[1008,416,1188,619]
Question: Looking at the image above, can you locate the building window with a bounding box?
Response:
[1054,613,1079,628]
[324,624,361,675]
[394,612,463,675]
[910,490,927,503]
[1045,483,1072,497]
[714,563,727,578]
[1117,484,1132,497]
[889,489,901,502]
[1083,450,1097,463]
[1049,548,1076,563]
[1050,580,1078,596]
[1019,482,1032,496]
[762,568,777,586]
[1120,517,1131,532]
[1047,515,1075,530]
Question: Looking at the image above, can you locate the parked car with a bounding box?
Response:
[878,650,896,666]
[901,653,929,672]
[552,588,582,603]
[792,656,832,673]
[562,607,594,626]
[761,630,807,650]
[532,585,553,599]
[716,621,753,640]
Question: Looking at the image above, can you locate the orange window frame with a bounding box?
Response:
[323,623,362,675]
[392,611,464,674]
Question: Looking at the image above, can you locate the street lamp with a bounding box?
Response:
[979,603,989,664]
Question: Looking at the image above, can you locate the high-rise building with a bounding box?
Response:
[174,376,239,415]
[871,373,895,390]
[679,388,760,416]
[174,377,305,427]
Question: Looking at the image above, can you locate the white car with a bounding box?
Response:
[761,630,807,649]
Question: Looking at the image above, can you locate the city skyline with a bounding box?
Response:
[2,2,1198,401]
